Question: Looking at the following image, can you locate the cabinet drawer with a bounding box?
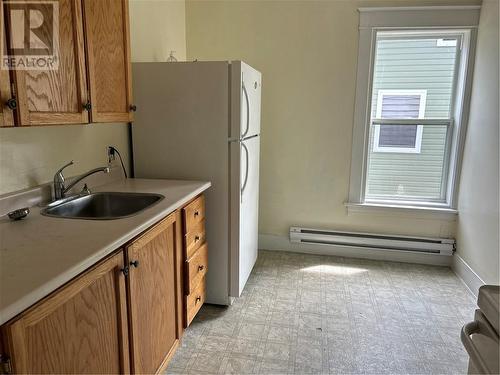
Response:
[183,195,205,233]
[185,220,206,259]
[186,243,208,295]
[185,277,206,326]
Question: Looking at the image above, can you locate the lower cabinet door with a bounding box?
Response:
[126,212,182,374]
[1,252,130,374]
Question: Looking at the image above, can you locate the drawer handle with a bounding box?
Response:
[195,235,200,242]
[198,265,205,272]
[195,296,201,304]
[194,210,199,217]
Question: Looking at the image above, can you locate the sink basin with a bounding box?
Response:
[41,192,164,220]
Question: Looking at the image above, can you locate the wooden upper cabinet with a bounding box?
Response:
[0,1,14,127]
[0,69,14,127]
[0,251,130,374]
[83,0,133,123]
[126,212,182,374]
[8,0,89,126]
[1,0,133,127]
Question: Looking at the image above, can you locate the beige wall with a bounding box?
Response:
[129,0,187,62]
[0,123,130,195]
[456,0,499,284]
[186,0,479,239]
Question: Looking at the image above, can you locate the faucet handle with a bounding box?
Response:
[55,160,74,176]
[81,183,91,195]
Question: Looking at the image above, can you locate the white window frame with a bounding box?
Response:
[373,89,427,154]
[347,6,480,213]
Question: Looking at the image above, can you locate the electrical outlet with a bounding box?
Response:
[107,146,116,163]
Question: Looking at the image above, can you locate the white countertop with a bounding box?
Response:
[0,178,211,325]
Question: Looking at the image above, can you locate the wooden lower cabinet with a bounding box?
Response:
[0,198,203,374]
[126,211,183,374]
[0,252,130,374]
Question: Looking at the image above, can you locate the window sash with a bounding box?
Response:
[371,118,453,126]
[366,30,460,203]
[367,118,453,202]
[365,196,450,205]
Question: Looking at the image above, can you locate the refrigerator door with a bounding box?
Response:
[230,61,261,139]
[229,135,260,297]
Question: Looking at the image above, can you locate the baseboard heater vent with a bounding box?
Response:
[290,227,455,256]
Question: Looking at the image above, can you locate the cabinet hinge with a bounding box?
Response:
[0,354,12,374]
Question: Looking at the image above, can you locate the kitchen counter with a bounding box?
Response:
[0,178,211,325]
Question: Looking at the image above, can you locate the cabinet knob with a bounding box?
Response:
[198,265,205,272]
[129,104,137,112]
[5,98,17,110]
[120,266,129,276]
[194,235,200,242]
[195,296,201,304]
[194,211,199,217]
[83,101,92,111]
[130,260,139,268]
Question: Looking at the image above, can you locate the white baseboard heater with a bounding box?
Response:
[290,227,455,256]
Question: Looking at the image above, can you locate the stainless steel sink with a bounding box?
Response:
[41,192,164,220]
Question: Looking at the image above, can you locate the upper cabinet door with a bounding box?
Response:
[0,69,14,127]
[7,0,89,126]
[0,2,14,127]
[83,0,133,123]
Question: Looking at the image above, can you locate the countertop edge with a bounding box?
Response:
[0,181,211,325]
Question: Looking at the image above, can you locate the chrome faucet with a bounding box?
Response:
[53,161,110,200]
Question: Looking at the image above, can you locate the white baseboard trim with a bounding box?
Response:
[452,253,485,297]
[258,234,452,266]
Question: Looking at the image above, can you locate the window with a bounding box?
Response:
[348,6,479,211]
[373,89,427,153]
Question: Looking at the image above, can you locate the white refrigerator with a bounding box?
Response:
[132,61,261,305]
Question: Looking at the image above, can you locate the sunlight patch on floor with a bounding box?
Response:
[300,264,368,275]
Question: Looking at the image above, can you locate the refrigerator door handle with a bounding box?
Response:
[242,82,250,138]
[241,141,249,203]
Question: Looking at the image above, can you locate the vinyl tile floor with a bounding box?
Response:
[166,250,476,375]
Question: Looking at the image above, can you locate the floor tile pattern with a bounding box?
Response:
[166,251,476,374]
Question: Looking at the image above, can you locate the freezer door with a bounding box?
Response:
[229,135,260,297]
[230,61,261,139]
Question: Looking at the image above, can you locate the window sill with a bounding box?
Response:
[345,202,458,220]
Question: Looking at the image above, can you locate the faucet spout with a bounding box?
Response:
[53,161,111,201]
[61,166,110,197]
